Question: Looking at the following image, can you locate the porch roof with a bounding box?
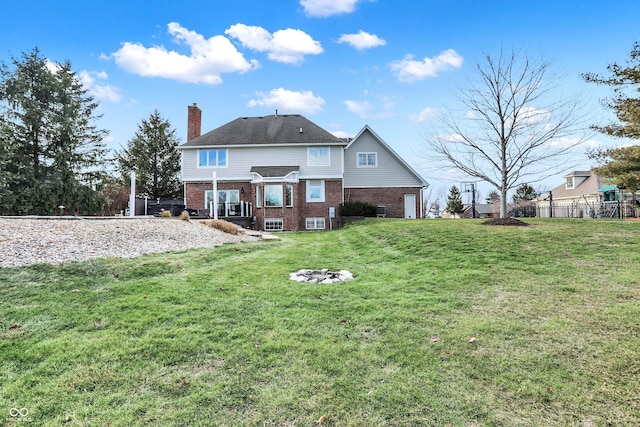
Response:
[598,184,618,192]
[250,166,300,178]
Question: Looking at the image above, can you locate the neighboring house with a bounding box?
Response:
[461,203,496,218]
[178,104,428,231]
[535,170,612,218]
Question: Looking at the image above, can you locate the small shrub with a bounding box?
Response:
[201,219,239,235]
[339,201,377,217]
[179,211,191,222]
[160,210,172,218]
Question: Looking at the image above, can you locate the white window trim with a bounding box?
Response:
[566,177,574,190]
[264,218,283,231]
[264,184,284,207]
[286,184,294,207]
[357,152,378,168]
[204,190,214,209]
[256,185,262,208]
[307,146,330,167]
[306,217,326,230]
[197,149,228,168]
[306,180,325,203]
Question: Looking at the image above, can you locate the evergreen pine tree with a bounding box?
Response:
[445,185,464,215]
[116,110,182,200]
[0,48,108,214]
[513,183,537,203]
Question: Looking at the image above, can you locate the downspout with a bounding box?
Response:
[341,146,345,205]
[181,151,187,207]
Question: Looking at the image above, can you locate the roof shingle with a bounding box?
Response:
[180,114,346,147]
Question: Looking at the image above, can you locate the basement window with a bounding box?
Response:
[306,217,326,230]
[264,218,283,231]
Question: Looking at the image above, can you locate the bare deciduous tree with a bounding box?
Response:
[425,50,590,218]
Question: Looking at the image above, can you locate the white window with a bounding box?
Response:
[306,180,325,203]
[264,218,283,231]
[256,185,262,208]
[264,185,283,207]
[357,152,377,167]
[218,190,240,216]
[204,190,240,215]
[306,217,326,230]
[566,177,574,189]
[285,184,294,207]
[204,190,214,209]
[308,147,330,166]
[198,149,227,167]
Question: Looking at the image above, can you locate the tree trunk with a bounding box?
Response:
[500,188,508,218]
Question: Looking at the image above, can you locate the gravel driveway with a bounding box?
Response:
[0,217,258,268]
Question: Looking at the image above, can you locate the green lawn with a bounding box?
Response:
[1,218,639,426]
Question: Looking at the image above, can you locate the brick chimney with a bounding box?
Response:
[187,103,201,141]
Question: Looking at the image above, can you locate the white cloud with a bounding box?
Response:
[338,30,386,50]
[409,107,440,123]
[546,136,599,149]
[226,24,322,65]
[344,92,397,119]
[45,59,61,73]
[247,88,325,114]
[300,0,359,17]
[78,70,122,102]
[390,49,463,83]
[331,130,354,139]
[111,22,258,84]
[344,100,373,117]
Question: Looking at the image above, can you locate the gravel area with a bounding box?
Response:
[0,217,259,268]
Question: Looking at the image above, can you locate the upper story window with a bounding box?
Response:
[357,152,378,167]
[565,177,574,189]
[198,149,227,167]
[308,147,330,166]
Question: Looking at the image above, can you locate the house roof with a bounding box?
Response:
[550,170,604,199]
[598,184,618,192]
[564,170,592,178]
[180,114,347,148]
[250,166,299,178]
[463,203,495,215]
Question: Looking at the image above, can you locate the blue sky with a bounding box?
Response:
[2,0,640,199]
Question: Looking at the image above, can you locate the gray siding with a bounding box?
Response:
[181,145,343,181]
[344,129,423,188]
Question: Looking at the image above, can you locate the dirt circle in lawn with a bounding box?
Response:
[289,269,354,284]
[481,217,529,226]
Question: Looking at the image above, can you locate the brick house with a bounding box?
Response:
[178,104,428,231]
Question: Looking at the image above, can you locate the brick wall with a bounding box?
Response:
[297,180,342,230]
[344,187,422,218]
[185,181,252,210]
[252,182,300,231]
[187,104,201,141]
[187,180,421,229]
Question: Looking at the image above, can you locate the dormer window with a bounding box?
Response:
[566,177,575,189]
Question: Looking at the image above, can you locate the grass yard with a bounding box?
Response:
[1,218,639,426]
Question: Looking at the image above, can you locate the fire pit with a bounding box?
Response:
[289,269,354,284]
